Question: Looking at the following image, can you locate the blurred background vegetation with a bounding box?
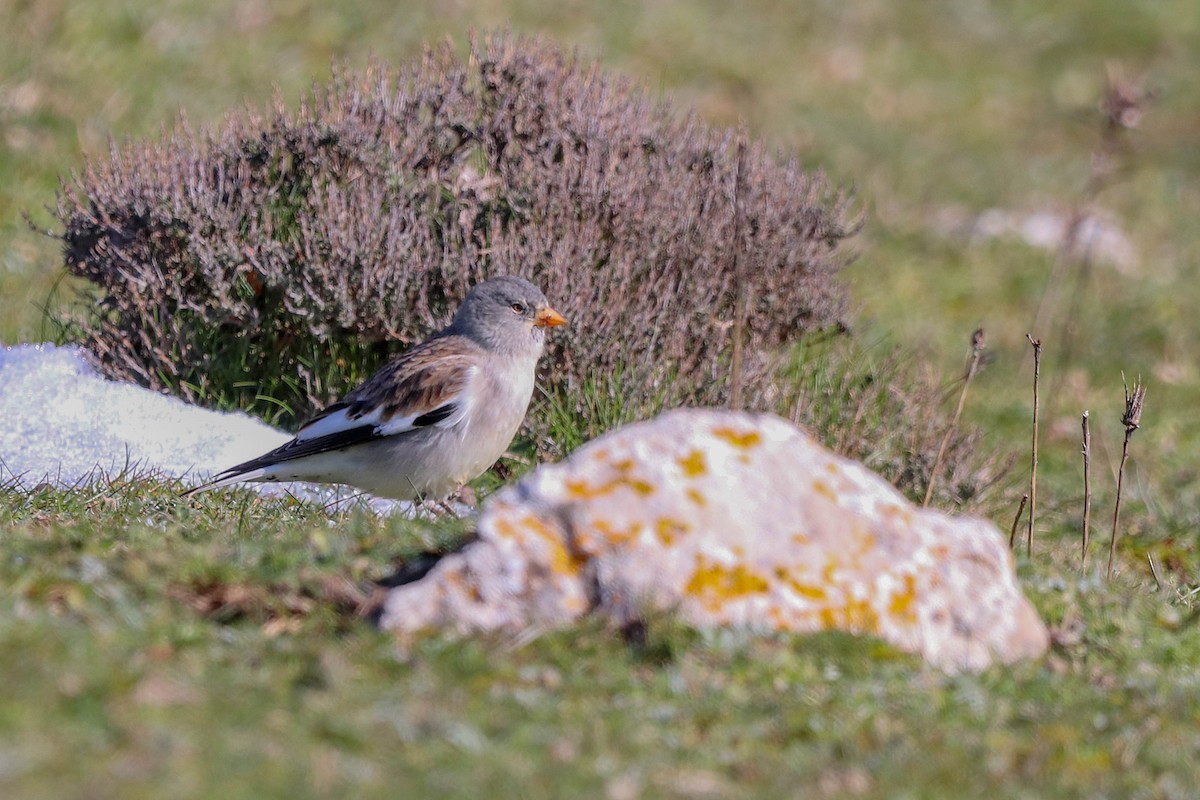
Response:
[5,1,1199,512]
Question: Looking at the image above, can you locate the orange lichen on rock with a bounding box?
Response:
[381,409,1050,674]
[490,514,521,542]
[677,449,708,477]
[564,478,601,499]
[589,518,640,548]
[711,426,763,450]
[655,517,689,546]
[564,474,655,500]
[812,479,837,501]
[523,514,585,577]
[815,594,880,633]
[822,559,840,586]
[881,502,915,526]
[685,555,770,603]
[626,478,656,496]
[841,595,880,633]
[888,574,919,625]
[846,528,878,569]
[775,566,828,601]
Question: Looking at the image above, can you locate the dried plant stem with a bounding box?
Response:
[1009,493,1029,551]
[1081,411,1092,570]
[1034,66,1151,414]
[1026,335,1042,556]
[923,328,986,507]
[1108,431,1132,580]
[1148,553,1163,591]
[1108,375,1146,580]
[728,131,750,411]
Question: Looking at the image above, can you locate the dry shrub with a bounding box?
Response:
[51,31,856,428]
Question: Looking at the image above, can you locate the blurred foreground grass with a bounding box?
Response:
[2,480,1199,798]
[5,0,1200,496]
[3,0,1200,796]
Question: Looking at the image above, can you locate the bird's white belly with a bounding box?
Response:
[267,357,536,500]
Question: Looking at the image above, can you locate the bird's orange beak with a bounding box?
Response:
[535,306,568,328]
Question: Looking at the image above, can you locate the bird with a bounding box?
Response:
[183,275,567,500]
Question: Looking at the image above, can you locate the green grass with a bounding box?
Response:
[4,0,1200,796]
[2,480,1199,798]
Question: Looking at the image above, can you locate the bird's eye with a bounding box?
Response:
[510,302,526,314]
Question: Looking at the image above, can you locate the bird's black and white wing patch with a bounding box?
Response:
[182,336,482,495]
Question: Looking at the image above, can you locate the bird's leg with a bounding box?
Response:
[425,486,477,518]
[410,494,459,520]
[434,498,460,517]
[411,495,445,519]
[455,485,478,509]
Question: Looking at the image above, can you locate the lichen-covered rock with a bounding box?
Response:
[380,409,1048,672]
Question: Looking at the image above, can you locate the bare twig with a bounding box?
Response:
[1108,374,1146,580]
[1148,553,1163,591]
[728,130,750,410]
[1081,411,1092,570]
[924,328,986,507]
[1009,493,1029,551]
[1035,65,1154,411]
[1026,334,1042,556]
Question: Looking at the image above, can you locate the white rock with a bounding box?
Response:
[381,408,1048,672]
[970,208,1137,273]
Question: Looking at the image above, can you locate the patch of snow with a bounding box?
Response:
[0,342,406,513]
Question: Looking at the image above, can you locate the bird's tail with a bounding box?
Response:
[179,467,268,498]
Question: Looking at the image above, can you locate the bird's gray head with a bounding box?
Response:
[447,276,567,357]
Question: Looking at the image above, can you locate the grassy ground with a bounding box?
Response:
[3,480,1198,799]
[3,0,1200,796]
